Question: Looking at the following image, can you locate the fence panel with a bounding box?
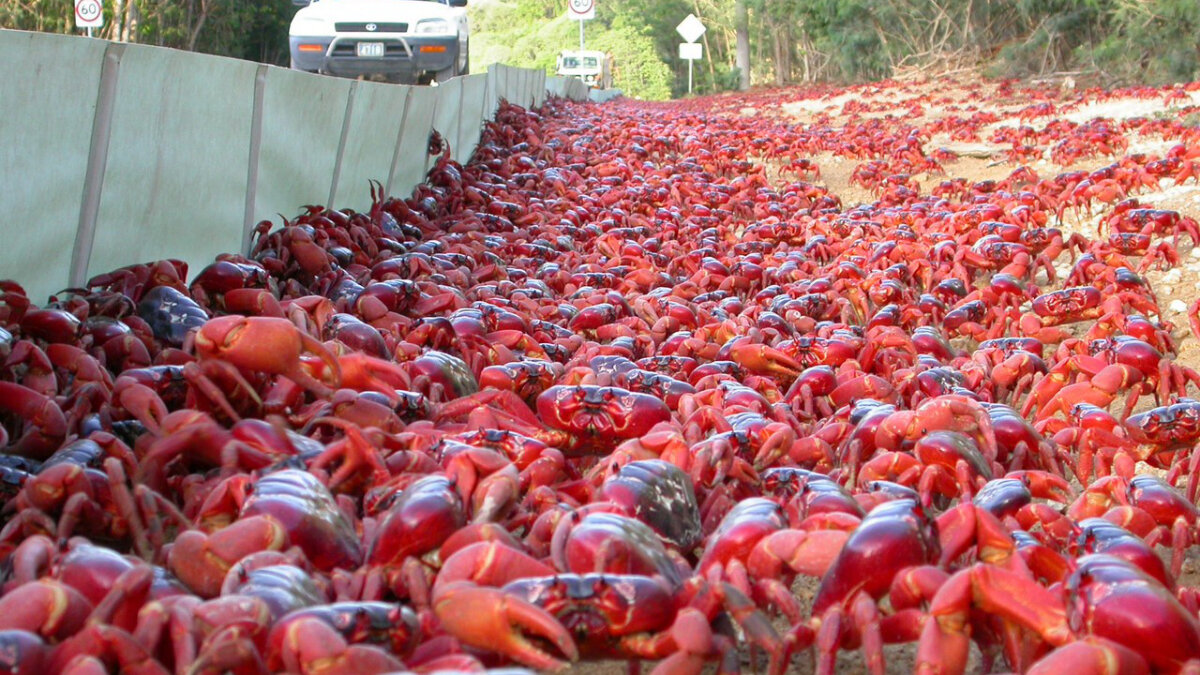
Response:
[0,32,108,300]
[333,79,411,209]
[88,45,256,284]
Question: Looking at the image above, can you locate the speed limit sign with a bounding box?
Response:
[568,0,595,21]
[75,0,104,29]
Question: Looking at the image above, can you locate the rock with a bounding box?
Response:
[1170,299,1187,313]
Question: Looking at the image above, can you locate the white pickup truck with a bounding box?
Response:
[289,0,469,84]
[557,50,613,89]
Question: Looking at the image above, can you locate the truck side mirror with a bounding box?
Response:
[292,0,311,5]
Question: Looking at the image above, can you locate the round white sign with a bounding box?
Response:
[568,0,595,19]
[76,0,103,28]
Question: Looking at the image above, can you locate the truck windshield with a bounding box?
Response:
[582,57,598,67]
[562,57,580,68]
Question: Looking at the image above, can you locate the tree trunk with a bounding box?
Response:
[735,0,750,90]
[772,28,785,86]
[108,0,125,40]
[798,26,811,82]
[692,0,716,92]
[121,0,139,43]
[187,0,211,51]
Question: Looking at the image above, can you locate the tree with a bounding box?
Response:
[0,0,295,65]
[5,0,1200,94]
[0,0,74,33]
[591,22,672,100]
[469,0,675,99]
[734,0,749,89]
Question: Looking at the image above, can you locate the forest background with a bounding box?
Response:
[3,0,1198,100]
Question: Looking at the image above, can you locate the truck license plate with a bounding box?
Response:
[356,42,385,58]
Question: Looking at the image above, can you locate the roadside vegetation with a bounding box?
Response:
[0,0,293,63]
[3,0,1199,99]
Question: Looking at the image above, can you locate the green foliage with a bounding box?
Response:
[709,63,744,93]
[467,0,1200,100]
[6,0,1200,95]
[589,22,672,100]
[469,0,674,99]
[772,0,1200,86]
[770,0,890,82]
[600,0,690,70]
[136,1,294,62]
[470,5,575,73]
[201,1,294,63]
[512,0,561,23]
[0,0,74,33]
[0,0,296,66]
[992,0,1200,84]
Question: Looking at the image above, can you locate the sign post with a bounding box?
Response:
[567,0,595,51]
[75,0,103,37]
[679,43,702,93]
[676,14,706,95]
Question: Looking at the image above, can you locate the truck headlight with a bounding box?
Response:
[415,18,452,35]
[291,15,331,35]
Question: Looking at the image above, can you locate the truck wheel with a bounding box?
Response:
[434,62,459,84]
[434,42,466,83]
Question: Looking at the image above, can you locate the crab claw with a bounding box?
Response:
[0,580,91,642]
[1027,636,1149,674]
[1006,470,1072,503]
[877,395,998,462]
[193,315,340,397]
[936,503,1016,568]
[0,381,67,461]
[336,352,412,403]
[728,342,801,381]
[433,582,577,671]
[167,515,288,598]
